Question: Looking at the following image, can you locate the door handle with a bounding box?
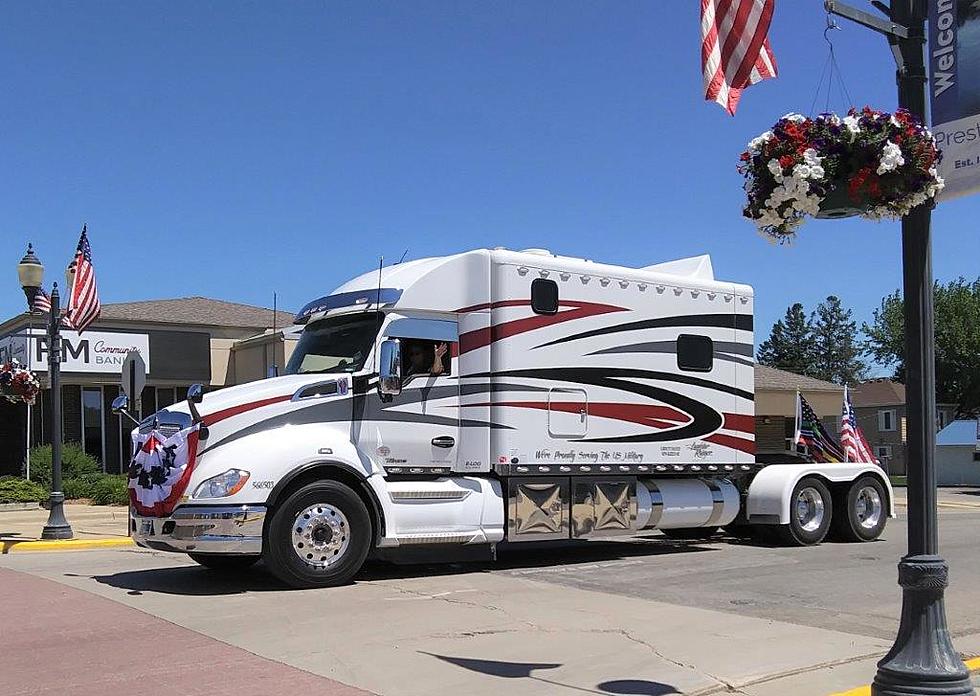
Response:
[431,436,455,448]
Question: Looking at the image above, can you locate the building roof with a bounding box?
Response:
[937,420,979,447]
[96,297,285,329]
[754,365,843,393]
[851,379,906,407]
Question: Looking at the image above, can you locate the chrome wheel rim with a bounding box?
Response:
[795,487,825,533]
[854,486,883,530]
[292,503,350,569]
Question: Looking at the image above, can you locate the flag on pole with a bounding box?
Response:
[32,289,51,315]
[795,391,845,463]
[700,0,778,115]
[65,225,101,334]
[840,385,879,464]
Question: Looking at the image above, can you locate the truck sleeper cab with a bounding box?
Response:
[126,248,893,588]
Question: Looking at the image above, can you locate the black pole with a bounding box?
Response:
[872,1,971,693]
[41,283,73,540]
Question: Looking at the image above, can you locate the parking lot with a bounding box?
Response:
[3,497,980,696]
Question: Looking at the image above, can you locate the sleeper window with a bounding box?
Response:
[677,334,713,372]
[531,278,559,315]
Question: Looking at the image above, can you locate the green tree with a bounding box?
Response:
[864,278,980,415]
[757,303,817,376]
[811,296,866,385]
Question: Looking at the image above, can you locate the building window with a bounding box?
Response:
[876,445,893,460]
[878,409,897,432]
[677,334,714,372]
[973,452,980,463]
[81,386,105,470]
[531,278,559,315]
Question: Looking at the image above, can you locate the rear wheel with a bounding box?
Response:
[264,480,371,589]
[188,553,259,572]
[661,527,720,540]
[832,476,887,542]
[777,477,833,546]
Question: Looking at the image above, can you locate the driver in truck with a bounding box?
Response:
[404,339,448,377]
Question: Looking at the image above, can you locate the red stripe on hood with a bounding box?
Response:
[202,395,293,427]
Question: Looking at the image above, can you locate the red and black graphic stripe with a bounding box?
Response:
[535,313,753,349]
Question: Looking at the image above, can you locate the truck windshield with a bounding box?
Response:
[285,312,380,375]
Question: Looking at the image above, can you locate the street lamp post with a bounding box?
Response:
[824,1,972,694]
[16,244,73,540]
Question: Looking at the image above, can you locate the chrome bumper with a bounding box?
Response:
[131,505,266,555]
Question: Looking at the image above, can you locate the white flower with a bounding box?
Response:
[768,159,784,177]
[802,148,822,167]
[890,115,901,127]
[748,131,773,153]
[877,141,906,174]
[782,113,806,123]
[843,115,861,134]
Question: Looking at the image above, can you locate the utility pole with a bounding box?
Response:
[824,1,971,694]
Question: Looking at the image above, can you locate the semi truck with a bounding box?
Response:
[120,247,893,588]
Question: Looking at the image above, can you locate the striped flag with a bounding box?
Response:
[795,391,845,463]
[32,288,52,315]
[65,225,101,334]
[701,0,778,115]
[840,385,879,464]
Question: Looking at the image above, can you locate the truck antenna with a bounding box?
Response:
[271,292,279,377]
[373,256,383,372]
[396,248,409,264]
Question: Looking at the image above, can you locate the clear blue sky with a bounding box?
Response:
[3,2,978,365]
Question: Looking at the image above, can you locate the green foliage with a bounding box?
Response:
[26,442,101,488]
[0,476,47,503]
[757,303,817,377]
[811,296,866,385]
[864,278,980,415]
[88,475,129,506]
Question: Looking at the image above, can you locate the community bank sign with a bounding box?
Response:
[0,328,150,375]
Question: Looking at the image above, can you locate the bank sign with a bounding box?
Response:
[929,0,980,200]
[0,329,150,375]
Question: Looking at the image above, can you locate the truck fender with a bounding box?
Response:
[745,463,895,526]
[265,461,388,545]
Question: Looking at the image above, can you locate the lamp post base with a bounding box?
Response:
[872,555,972,696]
[40,491,74,540]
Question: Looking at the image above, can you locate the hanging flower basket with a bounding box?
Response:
[739,108,944,243]
[0,360,41,405]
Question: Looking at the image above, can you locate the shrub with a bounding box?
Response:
[63,474,104,500]
[89,475,129,506]
[27,442,101,489]
[0,476,47,503]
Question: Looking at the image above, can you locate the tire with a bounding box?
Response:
[661,527,720,540]
[777,477,833,546]
[832,476,888,542]
[264,480,372,589]
[188,553,260,572]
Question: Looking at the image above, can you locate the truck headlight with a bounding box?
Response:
[193,469,250,499]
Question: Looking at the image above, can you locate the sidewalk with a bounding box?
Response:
[0,504,131,552]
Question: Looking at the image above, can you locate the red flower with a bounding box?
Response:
[740,151,751,162]
[779,154,795,169]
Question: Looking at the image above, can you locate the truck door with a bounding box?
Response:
[366,318,460,472]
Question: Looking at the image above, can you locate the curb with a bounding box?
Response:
[829,656,980,696]
[1,537,134,554]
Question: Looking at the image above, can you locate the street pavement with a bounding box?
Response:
[2,498,980,695]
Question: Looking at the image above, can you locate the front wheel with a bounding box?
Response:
[264,480,371,589]
[832,476,887,542]
[777,477,833,546]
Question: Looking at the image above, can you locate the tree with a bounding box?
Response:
[811,295,866,385]
[864,278,980,416]
[757,303,817,377]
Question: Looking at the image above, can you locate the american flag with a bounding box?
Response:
[32,288,52,315]
[840,385,879,464]
[65,225,101,334]
[701,0,778,115]
[795,392,845,463]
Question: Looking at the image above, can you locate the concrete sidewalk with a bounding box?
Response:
[0,504,130,552]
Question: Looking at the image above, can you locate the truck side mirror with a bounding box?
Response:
[111,394,140,426]
[187,384,204,404]
[378,339,402,400]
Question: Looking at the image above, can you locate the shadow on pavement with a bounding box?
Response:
[83,535,722,596]
[421,652,680,695]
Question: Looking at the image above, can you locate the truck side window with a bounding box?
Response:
[531,278,559,315]
[677,334,713,372]
[401,339,452,378]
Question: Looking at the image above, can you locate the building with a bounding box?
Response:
[0,297,292,476]
[754,365,843,459]
[849,379,957,476]
[935,419,980,486]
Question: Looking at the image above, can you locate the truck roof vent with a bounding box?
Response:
[520,248,553,256]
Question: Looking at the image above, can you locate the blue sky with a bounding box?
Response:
[3,2,978,367]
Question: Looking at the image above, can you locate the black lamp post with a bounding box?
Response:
[824,1,972,694]
[16,243,73,540]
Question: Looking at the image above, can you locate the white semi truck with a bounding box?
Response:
[121,248,893,588]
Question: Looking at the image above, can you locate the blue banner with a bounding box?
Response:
[930,0,980,200]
